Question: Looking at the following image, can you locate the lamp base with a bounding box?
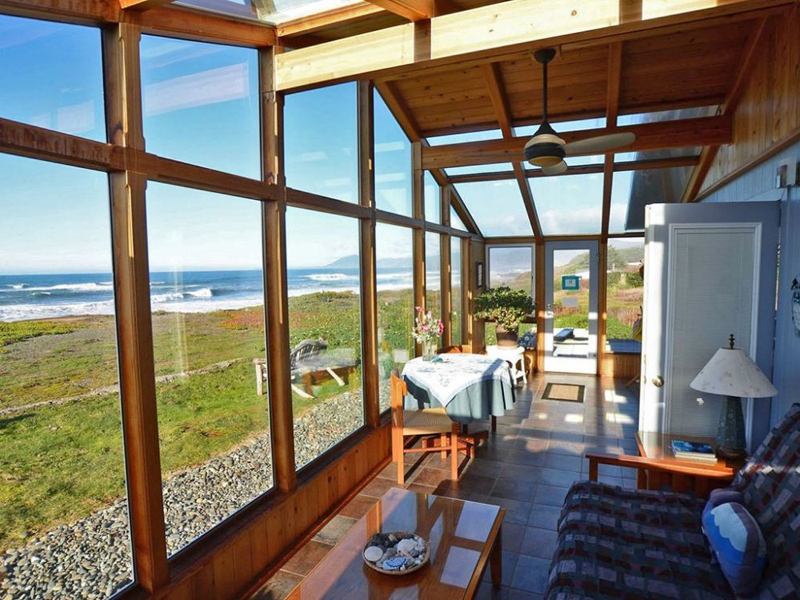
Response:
[716,395,747,460]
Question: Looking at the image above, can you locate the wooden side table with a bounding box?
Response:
[586,432,743,499]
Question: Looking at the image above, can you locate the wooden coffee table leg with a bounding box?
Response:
[490,523,502,587]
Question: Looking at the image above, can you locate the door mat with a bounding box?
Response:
[542,383,585,403]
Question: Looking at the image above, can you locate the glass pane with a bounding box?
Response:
[553,249,591,358]
[426,232,441,323]
[450,208,467,231]
[488,246,532,294]
[177,0,363,25]
[606,238,644,340]
[529,173,604,235]
[450,237,462,345]
[0,15,105,141]
[376,224,414,413]
[455,181,533,237]
[146,182,271,556]
[424,172,440,223]
[375,89,412,216]
[286,83,358,203]
[617,105,718,126]
[615,147,699,163]
[427,129,502,146]
[0,155,132,596]
[286,208,364,468]
[141,36,260,178]
[609,167,692,232]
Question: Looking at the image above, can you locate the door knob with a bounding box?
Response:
[652,376,664,387]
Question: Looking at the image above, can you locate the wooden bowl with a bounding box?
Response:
[362,532,430,576]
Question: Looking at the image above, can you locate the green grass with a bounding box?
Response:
[0,290,413,551]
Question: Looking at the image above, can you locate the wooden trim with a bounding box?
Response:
[422,116,733,169]
[441,232,452,346]
[586,452,735,479]
[273,0,792,91]
[261,47,297,493]
[596,239,608,375]
[413,228,426,356]
[277,4,384,38]
[285,187,372,219]
[358,80,381,429]
[120,0,174,11]
[682,17,770,203]
[364,0,433,21]
[535,241,545,372]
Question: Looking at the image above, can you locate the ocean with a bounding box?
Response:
[0,268,414,322]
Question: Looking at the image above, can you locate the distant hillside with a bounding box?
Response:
[558,245,643,275]
[326,254,416,269]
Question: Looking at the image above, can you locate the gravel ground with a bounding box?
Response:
[0,389,369,600]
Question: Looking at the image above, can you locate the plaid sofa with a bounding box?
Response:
[545,403,800,600]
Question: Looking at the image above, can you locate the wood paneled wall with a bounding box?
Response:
[699,7,800,198]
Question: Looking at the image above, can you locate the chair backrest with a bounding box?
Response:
[732,403,800,594]
[390,370,407,429]
[290,338,327,368]
[436,344,473,354]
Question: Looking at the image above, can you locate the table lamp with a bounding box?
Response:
[689,334,777,460]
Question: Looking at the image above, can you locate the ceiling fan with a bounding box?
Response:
[521,48,636,175]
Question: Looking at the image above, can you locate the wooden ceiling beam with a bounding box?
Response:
[277,4,384,38]
[422,115,732,169]
[120,0,174,10]
[135,5,276,46]
[363,0,433,21]
[274,0,793,91]
[447,155,700,183]
[482,61,542,239]
[374,80,482,236]
[681,17,770,202]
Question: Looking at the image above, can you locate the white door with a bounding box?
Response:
[544,241,599,374]
[639,202,780,449]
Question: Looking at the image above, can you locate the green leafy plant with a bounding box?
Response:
[474,286,535,331]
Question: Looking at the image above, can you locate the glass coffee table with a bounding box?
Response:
[286,488,505,599]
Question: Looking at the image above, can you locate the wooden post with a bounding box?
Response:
[440,232,452,347]
[262,46,297,492]
[103,22,169,593]
[412,142,426,356]
[535,241,546,372]
[597,239,608,375]
[460,236,470,346]
[358,80,380,428]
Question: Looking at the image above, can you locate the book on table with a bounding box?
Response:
[671,440,718,463]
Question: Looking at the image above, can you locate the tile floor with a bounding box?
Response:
[248,373,640,600]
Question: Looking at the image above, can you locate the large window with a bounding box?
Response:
[374,90,412,216]
[0,15,105,141]
[606,238,644,340]
[0,155,132,597]
[485,246,535,346]
[285,208,364,468]
[425,232,442,324]
[140,36,260,178]
[285,83,358,203]
[376,224,414,412]
[529,173,604,235]
[450,237,463,345]
[609,168,692,233]
[455,180,533,236]
[146,183,272,556]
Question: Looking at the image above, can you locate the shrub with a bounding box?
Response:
[475,286,535,331]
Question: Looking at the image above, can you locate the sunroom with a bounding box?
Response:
[0,0,799,599]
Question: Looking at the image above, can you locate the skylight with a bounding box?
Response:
[617,105,718,126]
[446,163,516,177]
[455,180,533,237]
[176,0,364,25]
[427,129,503,146]
[609,167,692,232]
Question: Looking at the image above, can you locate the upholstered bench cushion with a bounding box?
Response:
[545,481,734,600]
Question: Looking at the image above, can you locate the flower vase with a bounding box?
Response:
[422,341,436,361]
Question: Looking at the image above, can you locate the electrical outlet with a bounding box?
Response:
[776,158,798,188]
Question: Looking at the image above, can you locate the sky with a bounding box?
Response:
[0,13,647,275]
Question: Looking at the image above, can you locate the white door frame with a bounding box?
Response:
[543,240,599,374]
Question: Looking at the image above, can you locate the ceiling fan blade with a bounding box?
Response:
[564,132,636,155]
[541,160,567,175]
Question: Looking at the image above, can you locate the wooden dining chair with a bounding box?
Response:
[391,371,459,485]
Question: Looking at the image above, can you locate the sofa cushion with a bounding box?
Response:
[545,481,734,600]
[732,403,800,598]
[702,502,767,596]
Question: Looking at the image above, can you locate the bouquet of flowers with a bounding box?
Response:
[412,307,443,359]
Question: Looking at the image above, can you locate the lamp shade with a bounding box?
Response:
[690,347,777,398]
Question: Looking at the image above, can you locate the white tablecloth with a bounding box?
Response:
[401,354,511,408]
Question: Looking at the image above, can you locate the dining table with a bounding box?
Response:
[401,353,516,425]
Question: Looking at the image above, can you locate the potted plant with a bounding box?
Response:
[474,286,535,347]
